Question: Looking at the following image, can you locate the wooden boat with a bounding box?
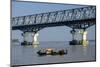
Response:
[37,48,67,56]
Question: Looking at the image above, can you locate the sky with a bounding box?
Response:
[12,1,95,42]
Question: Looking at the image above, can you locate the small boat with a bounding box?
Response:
[37,48,67,56]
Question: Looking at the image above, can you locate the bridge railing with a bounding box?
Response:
[12,6,96,26]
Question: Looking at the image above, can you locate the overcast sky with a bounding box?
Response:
[12,1,95,42]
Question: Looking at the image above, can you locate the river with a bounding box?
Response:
[11,41,96,66]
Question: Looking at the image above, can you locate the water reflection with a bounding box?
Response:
[82,46,88,55]
[32,44,39,48]
[70,45,77,53]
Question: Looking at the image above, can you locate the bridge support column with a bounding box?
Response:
[23,32,27,42]
[70,29,76,40]
[81,29,88,46]
[69,29,78,45]
[32,32,39,46]
[21,32,30,45]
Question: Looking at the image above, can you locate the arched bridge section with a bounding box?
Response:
[12,6,96,32]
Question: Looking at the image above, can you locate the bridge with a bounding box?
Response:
[12,6,96,46]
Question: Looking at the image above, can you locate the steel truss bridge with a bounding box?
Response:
[12,6,96,32]
[11,5,96,46]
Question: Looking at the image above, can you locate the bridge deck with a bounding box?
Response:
[12,6,96,31]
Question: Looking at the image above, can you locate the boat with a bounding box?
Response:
[37,48,67,56]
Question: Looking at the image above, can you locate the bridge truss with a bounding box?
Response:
[12,6,96,32]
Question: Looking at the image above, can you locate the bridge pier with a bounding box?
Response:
[70,29,76,41]
[80,29,88,46]
[69,29,88,46]
[69,29,77,45]
[21,32,30,45]
[21,31,39,46]
[32,32,39,47]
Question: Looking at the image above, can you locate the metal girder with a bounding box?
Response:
[12,6,96,30]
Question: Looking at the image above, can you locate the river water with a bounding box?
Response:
[11,41,96,66]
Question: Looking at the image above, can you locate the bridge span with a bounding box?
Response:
[12,6,96,46]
